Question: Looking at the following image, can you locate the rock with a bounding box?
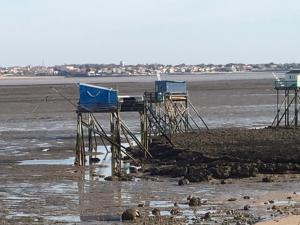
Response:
[174,202,178,207]
[203,212,211,220]
[187,195,192,201]
[269,200,274,204]
[129,166,139,173]
[170,208,180,215]
[104,176,113,181]
[244,205,251,210]
[189,197,201,206]
[287,196,292,200]
[178,178,190,186]
[137,203,144,207]
[221,179,226,184]
[121,209,140,221]
[228,198,237,202]
[152,208,160,216]
[272,205,278,210]
[90,157,100,163]
[262,176,274,183]
[243,196,250,200]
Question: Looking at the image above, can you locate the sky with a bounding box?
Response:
[0,0,299,66]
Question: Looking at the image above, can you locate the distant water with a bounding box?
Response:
[0,72,284,86]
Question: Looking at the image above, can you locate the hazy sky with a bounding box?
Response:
[1,0,299,66]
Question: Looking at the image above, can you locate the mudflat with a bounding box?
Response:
[1,74,300,224]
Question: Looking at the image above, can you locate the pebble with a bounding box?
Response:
[189,197,201,206]
[244,205,251,210]
[152,208,160,216]
[178,178,190,186]
[137,203,144,207]
[170,208,180,215]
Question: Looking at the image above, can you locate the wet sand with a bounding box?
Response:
[257,215,300,225]
[1,73,300,224]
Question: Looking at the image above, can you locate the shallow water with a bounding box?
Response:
[1,177,300,224]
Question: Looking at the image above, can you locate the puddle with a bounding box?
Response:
[19,157,74,165]
[47,215,80,222]
[80,215,121,222]
[19,143,131,181]
[274,200,297,206]
[150,200,175,208]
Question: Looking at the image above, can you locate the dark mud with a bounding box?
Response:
[140,128,300,182]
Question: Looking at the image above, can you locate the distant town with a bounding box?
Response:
[1,62,300,77]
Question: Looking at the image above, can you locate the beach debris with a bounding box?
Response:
[121,208,140,221]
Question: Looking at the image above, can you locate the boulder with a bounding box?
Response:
[121,209,140,221]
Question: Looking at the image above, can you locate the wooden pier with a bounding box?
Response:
[272,79,299,127]
[75,81,208,176]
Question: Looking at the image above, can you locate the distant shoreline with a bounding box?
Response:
[0,72,280,86]
[0,71,285,79]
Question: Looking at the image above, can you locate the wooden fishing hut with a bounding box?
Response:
[272,70,300,127]
[75,83,149,176]
[75,81,208,176]
[143,80,208,145]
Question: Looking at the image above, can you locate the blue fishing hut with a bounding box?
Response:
[78,83,118,112]
[155,80,187,101]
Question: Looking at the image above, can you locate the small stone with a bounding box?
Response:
[178,178,190,186]
[228,198,237,202]
[243,196,250,199]
[272,205,277,210]
[90,157,100,163]
[189,197,201,206]
[137,203,144,207]
[152,208,160,216]
[221,180,226,184]
[170,208,180,215]
[174,202,178,207]
[244,205,251,210]
[262,177,273,183]
[187,195,192,201]
[287,196,292,200]
[269,200,274,204]
[121,209,140,221]
[129,166,138,173]
[203,212,211,220]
